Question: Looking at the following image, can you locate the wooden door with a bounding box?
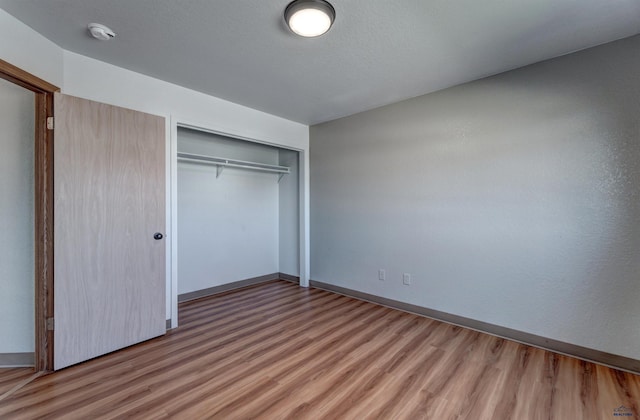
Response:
[53,93,166,370]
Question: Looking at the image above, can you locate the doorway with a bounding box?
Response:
[0,77,34,367]
[0,59,57,372]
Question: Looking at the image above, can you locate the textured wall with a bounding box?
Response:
[310,35,640,360]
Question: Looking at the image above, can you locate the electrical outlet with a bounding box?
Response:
[378,269,386,281]
[403,273,411,285]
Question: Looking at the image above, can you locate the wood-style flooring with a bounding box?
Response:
[0,280,638,419]
[0,368,37,401]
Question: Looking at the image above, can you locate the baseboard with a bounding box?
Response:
[278,273,300,283]
[178,273,280,303]
[0,352,35,368]
[310,280,640,375]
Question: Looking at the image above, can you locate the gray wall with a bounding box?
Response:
[310,35,640,360]
[0,77,35,354]
[279,149,300,276]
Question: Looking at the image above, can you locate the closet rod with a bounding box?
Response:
[177,152,290,175]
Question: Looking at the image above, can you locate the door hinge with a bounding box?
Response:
[46,117,54,130]
[46,317,55,331]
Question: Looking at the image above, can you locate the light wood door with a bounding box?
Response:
[53,93,166,370]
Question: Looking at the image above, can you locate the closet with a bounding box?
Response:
[176,127,300,300]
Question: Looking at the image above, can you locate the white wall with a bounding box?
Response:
[0,9,63,87]
[0,78,35,354]
[177,129,280,294]
[310,35,640,360]
[62,51,308,150]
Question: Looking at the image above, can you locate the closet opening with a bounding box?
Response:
[174,126,301,306]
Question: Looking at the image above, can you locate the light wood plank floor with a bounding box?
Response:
[0,280,638,419]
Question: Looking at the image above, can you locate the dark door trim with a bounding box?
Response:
[0,59,58,372]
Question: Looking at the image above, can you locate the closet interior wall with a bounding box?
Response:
[278,148,300,277]
[176,128,299,297]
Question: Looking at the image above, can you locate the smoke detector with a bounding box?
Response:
[88,23,116,41]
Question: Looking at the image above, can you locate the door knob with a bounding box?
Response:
[154,232,164,240]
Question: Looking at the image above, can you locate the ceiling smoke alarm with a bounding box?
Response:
[88,23,116,40]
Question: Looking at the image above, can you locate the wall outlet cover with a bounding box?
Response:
[403,273,411,285]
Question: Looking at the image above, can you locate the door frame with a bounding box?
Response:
[0,59,58,371]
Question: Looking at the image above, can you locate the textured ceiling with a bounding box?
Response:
[1,0,639,125]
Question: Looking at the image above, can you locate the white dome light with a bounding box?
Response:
[285,0,335,38]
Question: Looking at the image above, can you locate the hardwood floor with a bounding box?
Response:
[0,280,638,419]
[0,368,37,401]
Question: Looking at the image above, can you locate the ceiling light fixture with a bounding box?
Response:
[88,23,116,41]
[285,0,335,38]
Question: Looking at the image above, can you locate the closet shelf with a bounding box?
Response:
[177,152,290,182]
